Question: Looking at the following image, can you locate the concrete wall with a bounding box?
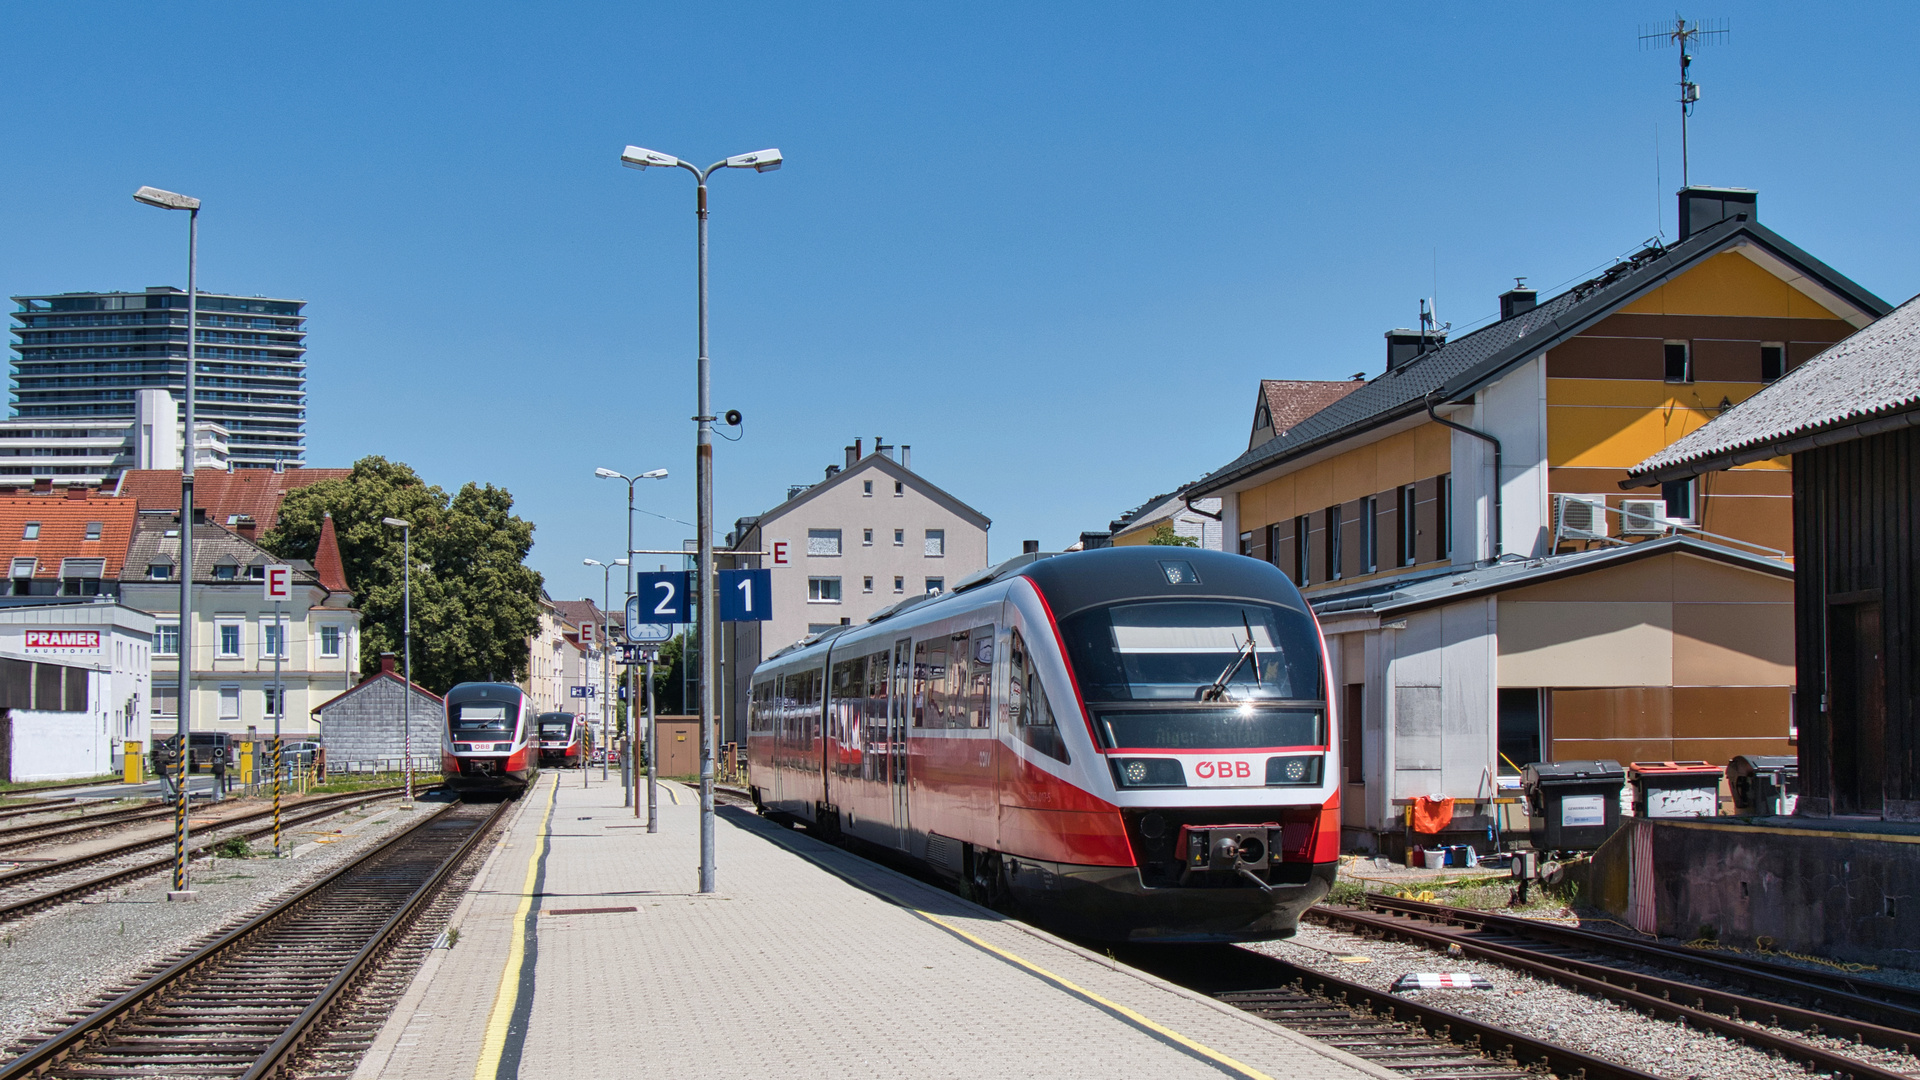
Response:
[1591,816,1920,968]
[314,676,444,766]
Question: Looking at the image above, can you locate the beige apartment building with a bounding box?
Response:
[722,439,990,742]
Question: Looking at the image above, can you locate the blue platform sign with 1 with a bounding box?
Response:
[718,568,772,622]
[627,570,692,643]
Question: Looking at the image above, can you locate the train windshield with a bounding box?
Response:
[538,715,573,739]
[1059,600,1323,703]
[452,703,512,734]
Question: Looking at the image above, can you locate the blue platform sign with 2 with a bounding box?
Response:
[627,571,692,642]
[719,568,772,622]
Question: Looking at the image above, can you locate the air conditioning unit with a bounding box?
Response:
[1555,494,1608,540]
[1619,499,1670,536]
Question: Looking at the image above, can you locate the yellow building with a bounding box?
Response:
[1188,187,1889,852]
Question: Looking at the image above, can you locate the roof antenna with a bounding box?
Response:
[1641,16,1729,188]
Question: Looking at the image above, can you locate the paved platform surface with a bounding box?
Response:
[355,772,1391,1080]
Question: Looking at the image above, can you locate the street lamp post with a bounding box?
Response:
[583,557,627,785]
[594,467,667,829]
[382,518,414,807]
[134,185,201,899]
[619,144,780,893]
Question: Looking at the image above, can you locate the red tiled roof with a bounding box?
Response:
[113,468,350,534]
[1260,379,1368,436]
[0,491,141,580]
[314,513,350,592]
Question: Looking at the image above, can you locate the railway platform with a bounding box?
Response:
[354,772,1392,1080]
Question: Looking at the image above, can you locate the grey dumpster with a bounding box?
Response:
[1728,755,1798,816]
[1521,760,1624,852]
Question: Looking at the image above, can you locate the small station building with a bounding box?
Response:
[0,600,154,781]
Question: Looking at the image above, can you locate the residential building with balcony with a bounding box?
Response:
[10,287,308,470]
[0,389,230,486]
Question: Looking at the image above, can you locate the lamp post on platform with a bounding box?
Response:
[594,467,667,825]
[584,557,627,783]
[619,143,781,893]
[381,517,414,808]
[134,184,201,900]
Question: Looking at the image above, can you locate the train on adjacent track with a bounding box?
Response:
[748,545,1340,943]
[443,682,540,794]
[536,711,588,768]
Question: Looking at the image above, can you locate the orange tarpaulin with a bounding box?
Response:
[1412,795,1455,835]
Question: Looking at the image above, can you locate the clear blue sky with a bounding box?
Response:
[5,3,1915,607]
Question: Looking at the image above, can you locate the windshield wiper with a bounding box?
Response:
[1199,612,1263,702]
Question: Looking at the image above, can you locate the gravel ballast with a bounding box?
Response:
[0,793,447,1057]
[1246,921,1920,1080]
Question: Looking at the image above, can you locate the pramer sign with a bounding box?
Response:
[25,630,101,651]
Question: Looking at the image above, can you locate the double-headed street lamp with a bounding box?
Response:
[583,556,627,782]
[593,467,667,827]
[134,184,200,898]
[381,517,415,807]
[619,144,780,894]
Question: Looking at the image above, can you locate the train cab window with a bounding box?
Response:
[452,702,512,737]
[1008,629,1068,763]
[1058,600,1326,751]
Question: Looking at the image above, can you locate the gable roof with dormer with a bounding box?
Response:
[1192,215,1890,497]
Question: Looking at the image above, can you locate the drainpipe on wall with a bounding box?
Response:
[1424,391,1502,564]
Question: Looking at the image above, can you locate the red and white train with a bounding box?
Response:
[748,546,1340,942]
[443,682,540,794]
[536,711,588,768]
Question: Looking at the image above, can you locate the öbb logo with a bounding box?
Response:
[1193,759,1251,780]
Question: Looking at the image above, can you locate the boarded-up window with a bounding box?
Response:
[62,667,86,713]
[33,663,61,711]
[0,658,30,709]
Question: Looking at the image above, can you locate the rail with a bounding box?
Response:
[1310,895,1919,1080]
[0,796,504,1079]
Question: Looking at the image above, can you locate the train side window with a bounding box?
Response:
[831,655,865,761]
[966,625,994,728]
[865,650,890,781]
[912,638,945,728]
[1009,629,1068,763]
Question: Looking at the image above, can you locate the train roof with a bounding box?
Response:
[760,546,1310,669]
[444,682,526,703]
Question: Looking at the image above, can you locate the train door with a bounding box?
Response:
[888,638,912,846]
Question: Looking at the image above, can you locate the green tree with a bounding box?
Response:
[1147,521,1199,547]
[263,456,545,694]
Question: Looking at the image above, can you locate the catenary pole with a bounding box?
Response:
[272,596,282,854]
[132,186,202,896]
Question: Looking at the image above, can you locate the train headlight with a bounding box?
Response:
[1111,757,1185,788]
[1265,754,1323,786]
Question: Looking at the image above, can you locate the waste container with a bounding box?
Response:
[1727,755,1798,816]
[1521,760,1624,851]
[1629,761,1725,818]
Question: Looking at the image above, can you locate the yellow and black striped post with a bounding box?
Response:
[271,736,284,856]
[171,740,189,891]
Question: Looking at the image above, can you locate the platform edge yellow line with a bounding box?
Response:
[473,775,557,1080]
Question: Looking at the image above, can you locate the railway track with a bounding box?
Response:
[0,787,416,923]
[0,800,79,823]
[0,797,504,1080]
[1311,894,1920,1080]
[0,801,170,852]
[1117,942,1660,1080]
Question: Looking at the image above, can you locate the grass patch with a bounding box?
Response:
[213,836,258,859]
[305,772,419,795]
[1323,879,1368,907]
[0,773,118,795]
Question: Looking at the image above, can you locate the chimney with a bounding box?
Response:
[844,442,859,469]
[1384,328,1445,371]
[32,478,52,494]
[1499,280,1537,320]
[874,436,893,461]
[1677,186,1757,241]
[1022,540,1040,555]
[65,486,88,501]
[853,437,862,460]
[234,514,257,539]
[900,444,911,469]
[825,464,840,480]
[380,652,397,675]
